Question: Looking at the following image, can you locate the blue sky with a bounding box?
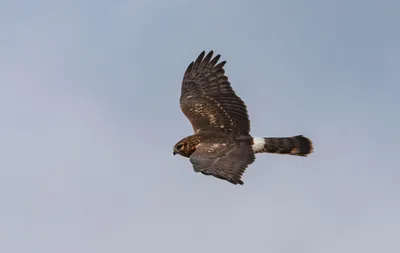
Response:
[1,0,399,252]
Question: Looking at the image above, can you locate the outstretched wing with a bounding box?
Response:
[180,51,250,135]
[189,140,255,185]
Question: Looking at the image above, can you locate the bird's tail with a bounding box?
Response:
[252,135,313,156]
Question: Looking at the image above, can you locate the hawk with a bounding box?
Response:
[173,51,313,185]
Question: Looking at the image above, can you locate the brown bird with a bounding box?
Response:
[173,51,313,185]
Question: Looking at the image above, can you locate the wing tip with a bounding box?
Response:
[188,50,226,71]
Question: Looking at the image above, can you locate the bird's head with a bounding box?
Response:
[173,137,196,157]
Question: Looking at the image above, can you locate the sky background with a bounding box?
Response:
[0,0,399,252]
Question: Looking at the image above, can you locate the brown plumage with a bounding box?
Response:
[252,135,313,156]
[173,51,313,185]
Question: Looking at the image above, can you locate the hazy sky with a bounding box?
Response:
[1,0,399,252]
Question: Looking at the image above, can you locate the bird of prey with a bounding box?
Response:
[173,51,313,185]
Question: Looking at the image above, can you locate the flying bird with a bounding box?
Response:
[173,51,313,185]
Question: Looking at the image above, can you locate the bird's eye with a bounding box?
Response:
[177,143,184,150]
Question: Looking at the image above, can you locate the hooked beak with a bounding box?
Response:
[173,149,177,155]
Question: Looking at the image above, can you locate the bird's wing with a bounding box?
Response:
[180,51,250,135]
[189,139,255,185]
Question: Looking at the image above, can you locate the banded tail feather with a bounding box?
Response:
[252,135,313,156]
